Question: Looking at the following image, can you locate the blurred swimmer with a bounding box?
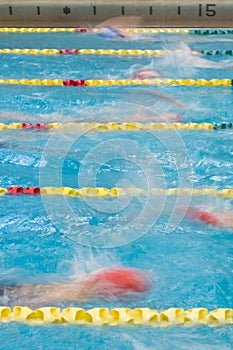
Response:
[98,26,134,40]
[131,69,162,80]
[68,88,186,124]
[97,16,141,40]
[165,43,233,69]
[65,87,186,124]
[94,15,233,44]
[0,266,151,305]
[98,27,233,44]
[130,112,185,123]
[136,88,187,110]
[154,113,185,122]
[184,206,233,228]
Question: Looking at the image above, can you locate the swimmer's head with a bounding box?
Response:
[131,69,162,80]
[84,266,152,298]
[98,26,126,39]
[185,206,221,226]
[158,113,185,122]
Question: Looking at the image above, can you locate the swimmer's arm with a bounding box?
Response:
[218,212,233,227]
[133,89,187,110]
[97,16,142,28]
[9,282,88,304]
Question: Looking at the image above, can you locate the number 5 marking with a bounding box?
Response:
[199,4,216,17]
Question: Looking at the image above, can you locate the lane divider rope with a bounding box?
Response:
[1,187,233,199]
[0,122,232,131]
[0,78,232,87]
[0,307,232,326]
[200,50,233,56]
[0,48,166,56]
[1,48,233,56]
[0,28,232,35]
[0,28,188,33]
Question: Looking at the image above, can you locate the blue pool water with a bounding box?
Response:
[0,31,232,349]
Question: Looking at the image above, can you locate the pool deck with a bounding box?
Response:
[0,0,232,27]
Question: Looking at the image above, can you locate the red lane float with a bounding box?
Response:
[35,123,49,130]
[75,28,91,33]
[22,123,34,129]
[63,79,86,86]
[22,123,49,130]
[59,49,79,54]
[83,266,151,297]
[7,186,24,195]
[24,187,41,195]
[7,186,40,195]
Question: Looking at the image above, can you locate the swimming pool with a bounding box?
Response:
[0,29,232,349]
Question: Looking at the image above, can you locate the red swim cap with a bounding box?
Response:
[158,113,185,122]
[85,266,151,297]
[186,207,220,226]
[132,69,162,80]
[197,211,220,226]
